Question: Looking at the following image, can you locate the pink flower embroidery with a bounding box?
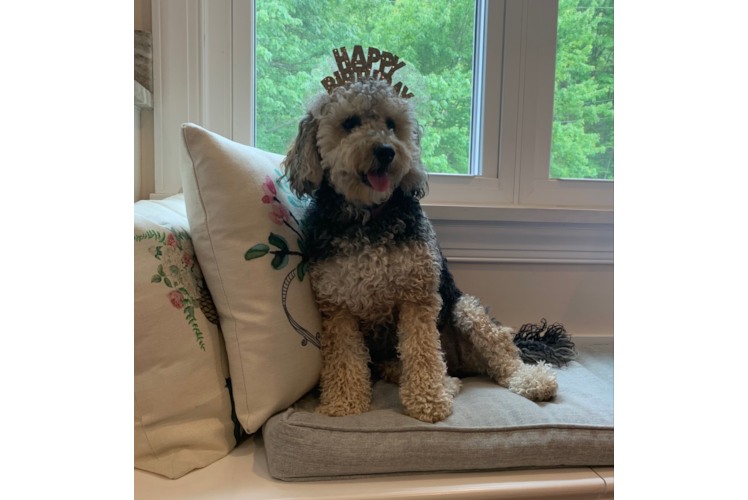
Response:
[183,252,192,266]
[262,176,276,203]
[168,289,184,309]
[268,203,290,225]
[166,233,178,248]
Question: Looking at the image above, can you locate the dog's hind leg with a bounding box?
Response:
[316,309,373,417]
[376,360,402,384]
[451,295,558,402]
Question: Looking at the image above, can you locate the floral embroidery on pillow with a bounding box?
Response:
[245,172,320,348]
[135,227,218,351]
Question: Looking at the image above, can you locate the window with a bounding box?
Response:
[255,0,478,175]
[152,0,614,209]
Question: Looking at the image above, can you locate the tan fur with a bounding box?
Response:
[452,295,558,401]
[377,360,402,384]
[311,239,457,422]
[283,79,427,206]
[316,309,372,417]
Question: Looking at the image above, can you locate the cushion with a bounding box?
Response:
[134,195,237,479]
[263,345,613,481]
[180,123,322,435]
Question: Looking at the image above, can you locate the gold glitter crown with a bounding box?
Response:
[321,45,414,99]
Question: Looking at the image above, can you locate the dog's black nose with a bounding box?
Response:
[374,144,396,165]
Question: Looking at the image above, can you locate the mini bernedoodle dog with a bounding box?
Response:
[283,78,574,423]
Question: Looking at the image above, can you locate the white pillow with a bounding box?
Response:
[180,124,322,434]
[134,195,237,479]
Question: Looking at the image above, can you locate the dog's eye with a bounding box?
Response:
[342,116,361,132]
[386,118,396,131]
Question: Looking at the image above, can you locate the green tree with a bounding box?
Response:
[551,0,614,179]
[256,0,475,174]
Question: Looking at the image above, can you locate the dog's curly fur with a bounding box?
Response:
[283,79,558,423]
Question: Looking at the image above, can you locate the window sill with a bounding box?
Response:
[422,204,613,265]
[422,204,613,225]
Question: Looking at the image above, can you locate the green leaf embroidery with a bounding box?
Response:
[155,246,162,259]
[151,275,162,283]
[179,287,190,296]
[296,261,306,282]
[297,238,307,255]
[164,277,173,288]
[170,265,179,275]
[271,253,289,270]
[268,233,289,252]
[183,299,190,305]
[245,244,270,260]
[157,264,165,277]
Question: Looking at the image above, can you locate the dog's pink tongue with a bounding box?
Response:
[367,171,390,192]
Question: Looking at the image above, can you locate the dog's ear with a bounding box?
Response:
[399,122,429,199]
[282,112,323,197]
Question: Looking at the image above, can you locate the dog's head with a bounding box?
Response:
[282,78,427,206]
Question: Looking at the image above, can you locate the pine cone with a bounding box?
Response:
[197,285,220,325]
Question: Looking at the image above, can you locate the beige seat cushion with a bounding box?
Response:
[263,345,613,481]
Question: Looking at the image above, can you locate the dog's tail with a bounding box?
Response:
[512,319,577,367]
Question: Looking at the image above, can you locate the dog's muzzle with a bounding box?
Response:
[361,144,395,193]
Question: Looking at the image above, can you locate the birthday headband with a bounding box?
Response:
[320,45,414,99]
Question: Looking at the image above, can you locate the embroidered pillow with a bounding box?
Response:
[134,195,238,479]
[180,124,322,434]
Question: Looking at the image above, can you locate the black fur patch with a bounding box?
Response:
[436,251,462,330]
[305,181,431,263]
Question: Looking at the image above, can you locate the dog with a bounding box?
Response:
[282,78,569,423]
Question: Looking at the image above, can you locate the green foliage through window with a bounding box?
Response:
[256,0,476,174]
[551,0,614,180]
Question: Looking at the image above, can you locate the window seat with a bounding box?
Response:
[134,435,613,499]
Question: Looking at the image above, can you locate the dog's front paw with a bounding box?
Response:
[404,396,454,423]
[401,384,455,423]
[316,398,370,417]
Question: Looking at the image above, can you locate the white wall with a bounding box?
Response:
[134,0,154,201]
[138,108,155,201]
[134,0,151,31]
[134,107,141,202]
[449,263,613,337]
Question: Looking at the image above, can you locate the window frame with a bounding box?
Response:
[426,0,613,209]
[511,0,614,208]
[151,0,748,211]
